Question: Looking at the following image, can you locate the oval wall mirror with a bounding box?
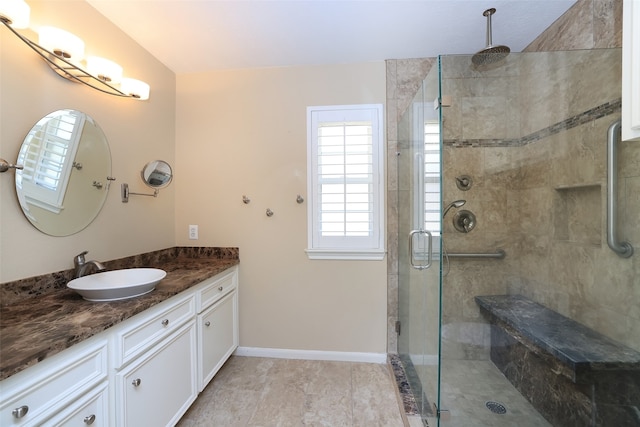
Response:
[15,109,112,236]
[141,160,172,188]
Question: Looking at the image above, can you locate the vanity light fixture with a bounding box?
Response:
[0,0,150,100]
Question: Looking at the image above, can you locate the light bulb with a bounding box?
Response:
[120,78,150,100]
[38,26,85,62]
[86,56,122,84]
[0,0,30,29]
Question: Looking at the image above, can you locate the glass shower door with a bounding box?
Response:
[397,66,443,425]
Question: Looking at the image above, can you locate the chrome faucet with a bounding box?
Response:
[74,251,106,278]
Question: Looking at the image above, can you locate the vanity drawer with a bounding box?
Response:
[113,292,196,368]
[43,381,108,426]
[0,338,107,427]
[197,267,237,313]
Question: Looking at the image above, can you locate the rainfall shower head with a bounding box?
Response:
[443,200,466,218]
[472,8,510,66]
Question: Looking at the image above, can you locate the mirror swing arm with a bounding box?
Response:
[121,183,157,202]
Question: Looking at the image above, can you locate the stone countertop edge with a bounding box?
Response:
[0,247,239,381]
[475,295,640,377]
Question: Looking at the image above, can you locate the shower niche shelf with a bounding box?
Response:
[553,183,601,246]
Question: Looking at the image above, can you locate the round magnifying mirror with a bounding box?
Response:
[141,160,172,188]
[15,109,112,236]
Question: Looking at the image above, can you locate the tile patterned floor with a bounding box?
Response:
[390,356,551,427]
[438,359,551,427]
[177,356,407,427]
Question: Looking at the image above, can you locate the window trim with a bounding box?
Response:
[305,104,385,260]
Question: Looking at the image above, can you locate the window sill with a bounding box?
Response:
[305,249,386,261]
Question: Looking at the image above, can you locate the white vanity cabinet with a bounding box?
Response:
[111,292,198,426]
[0,264,239,427]
[623,0,640,141]
[0,337,108,426]
[114,321,197,426]
[196,267,239,391]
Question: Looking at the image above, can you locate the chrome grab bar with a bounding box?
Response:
[447,250,505,259]
[607,120,633,258]
[409,229,432,270]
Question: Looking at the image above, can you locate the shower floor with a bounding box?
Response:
[394,357,551,426]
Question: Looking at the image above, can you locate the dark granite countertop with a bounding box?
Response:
[0,247,239,381]
[475,295,640,380]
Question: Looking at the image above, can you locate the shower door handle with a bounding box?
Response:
[409,229,432,270]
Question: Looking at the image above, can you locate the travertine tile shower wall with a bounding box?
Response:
[441,48,639,359]
[386,0,638,355]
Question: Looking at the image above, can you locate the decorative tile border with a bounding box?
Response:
[445,98,621,148]
[389,354,420,416]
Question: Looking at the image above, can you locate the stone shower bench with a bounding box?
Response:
[475,294,640,426]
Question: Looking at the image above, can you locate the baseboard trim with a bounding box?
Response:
[234,346,387,364]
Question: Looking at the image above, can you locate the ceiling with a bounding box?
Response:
[86,0,577,74]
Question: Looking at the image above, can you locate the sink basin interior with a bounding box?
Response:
[67,268,167,302]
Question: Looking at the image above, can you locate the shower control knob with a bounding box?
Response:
[453,210,477,233]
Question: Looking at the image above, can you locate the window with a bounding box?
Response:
[423,121,441,234]
[306,104,385,260]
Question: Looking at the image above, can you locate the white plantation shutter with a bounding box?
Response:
[423,122,441,234]
[307,105,385,260]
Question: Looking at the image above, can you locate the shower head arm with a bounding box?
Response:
[484,8,496,47]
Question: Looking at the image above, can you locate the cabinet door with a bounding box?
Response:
[198,290,238,391]
[116,321,197,427]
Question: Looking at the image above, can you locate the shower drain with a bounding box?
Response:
[485,401,507,415]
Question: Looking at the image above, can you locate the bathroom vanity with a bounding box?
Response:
[0,248,239,427]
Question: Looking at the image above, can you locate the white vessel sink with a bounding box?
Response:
[67,268,167,302]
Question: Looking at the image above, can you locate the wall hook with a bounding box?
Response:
[242,195,251,204]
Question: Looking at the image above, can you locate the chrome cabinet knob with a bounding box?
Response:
[205,321,211,327]
[12,405,29,418]
[132,378,141,387]
[161,319,169,327]
[84,414,96,425]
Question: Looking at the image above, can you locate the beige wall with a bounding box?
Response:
[0,1,176,282]
[175,63,389,354]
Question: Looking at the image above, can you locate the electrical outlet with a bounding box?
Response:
[188,224,198,240]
